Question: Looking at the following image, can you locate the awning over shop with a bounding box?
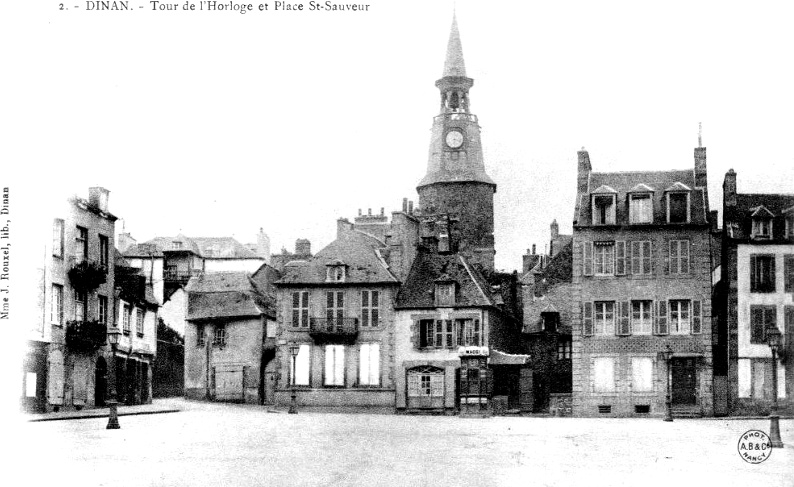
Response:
[489,349,530,365]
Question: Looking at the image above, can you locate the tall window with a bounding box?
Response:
[51,284,63,325]
[213,324,226,347]
[667,193,689,223]
[99,235,109,269]
[75,226,88,263]
[631,241,652,275]
[361,290,379,327]
[74,290,87,322]
[594,243,615,276]
[669,240,690,274]
[359,343,380,386]
[631,357,653,392]
[98,295,108,325]
[592,195,616,225]
[324,345,345,386]
[631,300,653,335]
[557,338,572,360]
[136,307,145,337]
[291,344,310,386]
[669,300,691,334]
[196,324,206,347]
[435,283,455,306]
[629,194,652,224]
[750,255,776,293]
[750,306,777,344]
[594,301,615,335]
[326,291,344,324]
[785,255,794,293]
[456,318,481,346]
[593,357,616,392]
[122,304,131,335]
[52,219,64,258]
[292,291,309,328]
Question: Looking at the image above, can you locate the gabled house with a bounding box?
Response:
[184,268,278,403]
[571,144,716,417]
[719,169,793,415]
[273,227,401,408]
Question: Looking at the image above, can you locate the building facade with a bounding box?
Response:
[720,169,794,415]
[274,227,401,408]
[571,147,716,417]
[23,187,117,412]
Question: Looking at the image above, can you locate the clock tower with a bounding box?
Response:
[417,14,496,270]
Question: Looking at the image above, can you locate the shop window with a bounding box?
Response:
[324,345,344,386]
[359,343,380,386]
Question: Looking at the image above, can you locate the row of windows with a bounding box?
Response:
[591,191,690,226]
[582,299,703,336]
[50,284,145,336]
[288,343,381,387]
[196,324,226,347]
[291,290,381,328]
[592,356,655,393]
[749,254,794,293]
[417,318,482,349]
[750,213,794,241]
[582,240,690,277]
[52,220,109,268]
[121,304,146,337]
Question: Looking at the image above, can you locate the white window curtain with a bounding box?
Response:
[631,357,653,392]
[324,345,345,386]
[593,357,615,392]
[359,343,380,386]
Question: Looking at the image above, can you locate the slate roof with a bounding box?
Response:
[186,271,275,321]
[123,235,260,259]
[395,248,497,309]
[277,230,398,285]
[575,169,709,226]
[726,193,794,242]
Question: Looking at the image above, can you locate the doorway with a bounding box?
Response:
[671,358,697,405]
[95,357,107,407]
[261,349,277,405]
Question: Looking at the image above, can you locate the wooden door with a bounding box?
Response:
[671,358,697,405]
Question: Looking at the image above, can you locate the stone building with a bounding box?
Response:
[183,267,279,403]
[719,169,794,415]
[571,145,716,417]
[273,225,402,409]
[23,187,117,412]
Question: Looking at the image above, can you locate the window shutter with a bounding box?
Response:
[583,242,594,276]
[750,255,758,291]
[616,241,627,275]
[692,300,702,334]
[665,241,672,275]
[785,256,794,292]
[770,257,777,292]
[631,241,640,275]
[583,302,594,336]
[618,301,631,335]
[681,240,690,274]
[656,300,668,335]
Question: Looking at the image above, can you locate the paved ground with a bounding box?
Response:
[9,399,794,487]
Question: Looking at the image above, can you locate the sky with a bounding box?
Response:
[4,0,794,276]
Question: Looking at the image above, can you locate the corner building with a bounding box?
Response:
[571,147,715,417]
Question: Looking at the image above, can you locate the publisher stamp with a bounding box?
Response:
[737,430,772,464]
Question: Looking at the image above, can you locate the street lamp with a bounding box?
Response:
[106,326,121,430]
[766,325,784,448]
[288,345,300,414]
[661,345,674,422]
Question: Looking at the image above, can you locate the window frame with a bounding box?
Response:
[324,344,345,387]
[98,295,108,325]
[669,240,690,275]
[666,192,690,224]
[75,226,89,263]
[196,324,206,347]
[593,242,615,276]
[750,305,777,344]
[136,307,145,337]
[557,338,572,360]
[51,284,64,325]
[291,344,311,387]
[326,291,345,324]
[631,357,654,393]
[213,324,226,347]
[629,193,653,224]
[122,304,131,335]
[593,356,616,393]
[594,301,616,336]
[359,342,380,386]
[750,254,776,293]
[592,194,617,226]
[98,234,109,270]
[361,290,380,327]
[291,291,309,328]
[631,241,652,275]
[52,219,64,258]
[74,289,87,322]
[668,299,691,335]
[752,218,772,240]
[631,300,653,335]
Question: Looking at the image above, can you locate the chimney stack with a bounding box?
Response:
[402,198,408,212]
[577,148,591,194]
[295,238,311,256]
[408,201,414,214]
[723,169,737,207]
[550,219,559,239]
[532,244,536,255]
[89,187,110,212]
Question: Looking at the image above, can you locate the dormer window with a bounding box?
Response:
[325,260,347,282]
[665,183,691,223]
[435,282,456,307]
[784,207,794,239]
[629,193,653,224]
[750,206,775,240]
[591,186,617,225]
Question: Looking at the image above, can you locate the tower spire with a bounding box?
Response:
[698,122,702,147]
[442,12,466,78]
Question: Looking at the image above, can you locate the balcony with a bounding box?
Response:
[65,320,107,353]
[308,317,359,344]
[164,269,201,282]
[67,258,107,292]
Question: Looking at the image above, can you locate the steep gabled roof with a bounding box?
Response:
[277,230,398,285]
[186,271,275,320]
[395,249,496,309]
[123,235,262,259]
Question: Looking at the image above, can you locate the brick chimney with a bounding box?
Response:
[577,148,591,194]
[89,187,110,212]
[295,238,311,256]
[723,169,737,207]
[694,147,707,188]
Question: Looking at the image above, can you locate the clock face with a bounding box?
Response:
[445,130,464,149]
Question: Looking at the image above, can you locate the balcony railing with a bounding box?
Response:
[308,317,359,344]
[164,269,201,281]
